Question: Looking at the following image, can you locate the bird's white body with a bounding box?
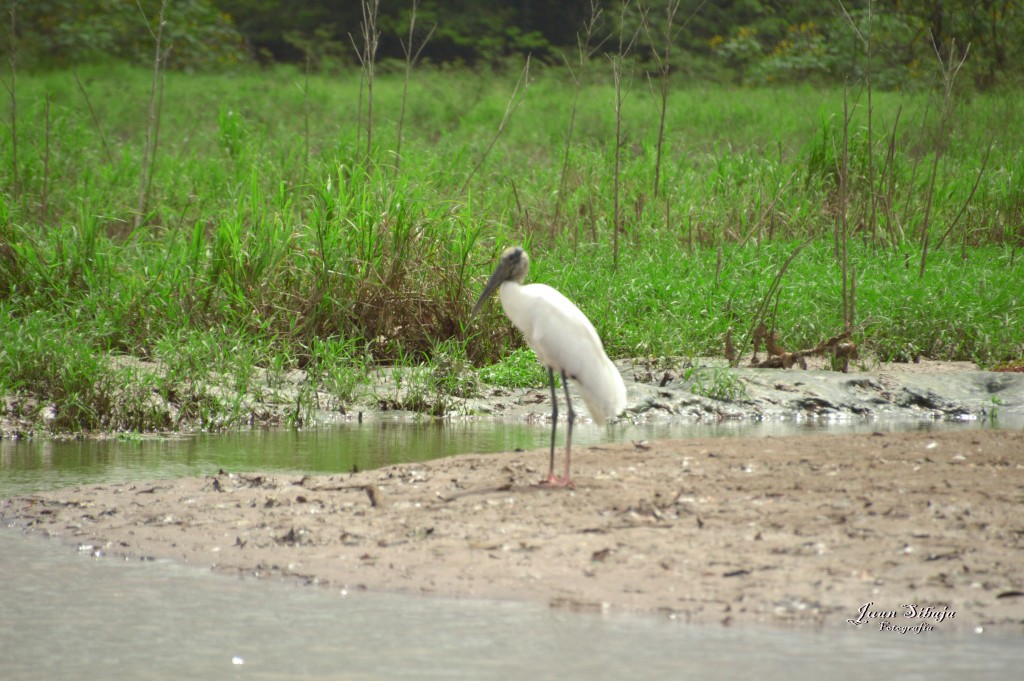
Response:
[473,246,626,486]
[498,280,627,425]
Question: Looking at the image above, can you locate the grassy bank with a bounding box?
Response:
[1,64,1022,433]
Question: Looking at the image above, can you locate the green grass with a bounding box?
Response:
[543,239,1023,363]
[1,63,1022,432]
[478,348,553,389]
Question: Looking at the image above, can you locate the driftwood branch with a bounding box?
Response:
[744,324,859,372]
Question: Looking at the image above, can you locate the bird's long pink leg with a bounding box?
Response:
[543,367,560,483]
[541,370,576,488]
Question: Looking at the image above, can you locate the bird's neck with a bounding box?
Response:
[498,280,533,330]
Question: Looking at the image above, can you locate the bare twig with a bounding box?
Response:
[865,2,878,246]
[900,100,930,228]
[135,0,170,229]
[396,0,435,173]
[393,1,434,175]
[731,238,814,365]
[302,49,310,177]
[877,104,903,247]
[41,93,50,221]
[934,139,993,251]
[72,71,115,165]
[6,0,17,199]
[919,35,969,279]
[738,169,798,246]
[609,0,641,271]
[144,58,167,216]
[641,0,680,200]
[838,82,851,334]
[457,55,531,197]
[748,329,857,371]
[554,0,603,230]
[350,0,381,162]
[643,0,708,201]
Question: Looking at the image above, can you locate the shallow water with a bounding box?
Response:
[3,419,1021,679]
[1,529,1021,681]
[0,415,1007,498]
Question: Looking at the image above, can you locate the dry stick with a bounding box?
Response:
[6,0,17,200]
[839,101,856,376]
[554,0,604,232]
[644,0,708,201]
[919,36,969,279]
[864,2,877,247]
[899,99,931,225]
[135,195,198,303]
[609,0,640,272]
[731,238,814,366]
[586,184,597,243]
[687,207,693,250]
[878,104,903,248]
[348,0,380,164]
[510,178,532,242]
[457,55,531,198]
[664,192,671,245]
[359,0,380,162]
[354,54,364,157]
[838,0,877,245]
[917,129,941,279]
[642,0,680,201]
[849,265,856,332]
[135,0,169,229]
[302,49,310,179]
[41,93,49,222]
[72,71,115,165]
[737,168,798,247]
[396,0,435,174]
[933,140,993,251]
[144,60,167,217]
[838,82,851,336]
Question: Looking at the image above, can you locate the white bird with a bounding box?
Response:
[473,246,627,487]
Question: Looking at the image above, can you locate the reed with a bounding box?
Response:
[395,0,435,174]
[135,0,169,229]
[352,0,381,163]
[0,60,1021,431]
[608,0,639,271]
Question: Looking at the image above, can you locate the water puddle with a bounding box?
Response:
[0,415,1005,498]
[1,529,1020,681]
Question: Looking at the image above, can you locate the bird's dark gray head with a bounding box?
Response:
[472,246,530,316]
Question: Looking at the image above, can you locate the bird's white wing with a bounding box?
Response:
[500,282,626,424]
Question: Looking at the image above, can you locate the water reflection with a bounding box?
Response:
[1,529,1020,681]
[0,415,1012,498]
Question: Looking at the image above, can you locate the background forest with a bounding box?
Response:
[9,0,1024,89]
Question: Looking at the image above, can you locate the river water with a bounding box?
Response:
[2,418,1021,679]
[0,415,1002,498]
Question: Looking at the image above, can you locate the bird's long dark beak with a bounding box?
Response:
[472,261,511,316]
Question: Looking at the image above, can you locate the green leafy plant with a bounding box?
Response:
[478,348,550,389]
[686,366,749,402]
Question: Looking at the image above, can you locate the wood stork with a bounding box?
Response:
[473,247,627,487]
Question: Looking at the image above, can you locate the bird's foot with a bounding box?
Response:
[537,474,575,489]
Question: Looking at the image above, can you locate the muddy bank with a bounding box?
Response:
[4,428,1023,629]
[619,359,1024,424]
[4,357,1023,440]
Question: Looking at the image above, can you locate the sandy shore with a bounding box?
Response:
[4,428,1023,629]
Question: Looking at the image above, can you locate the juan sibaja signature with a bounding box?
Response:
[847,602,956,633]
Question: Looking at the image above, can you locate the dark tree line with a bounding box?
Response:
[5,0,1022,87]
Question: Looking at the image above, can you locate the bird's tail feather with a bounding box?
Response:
[574,358,627,426]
